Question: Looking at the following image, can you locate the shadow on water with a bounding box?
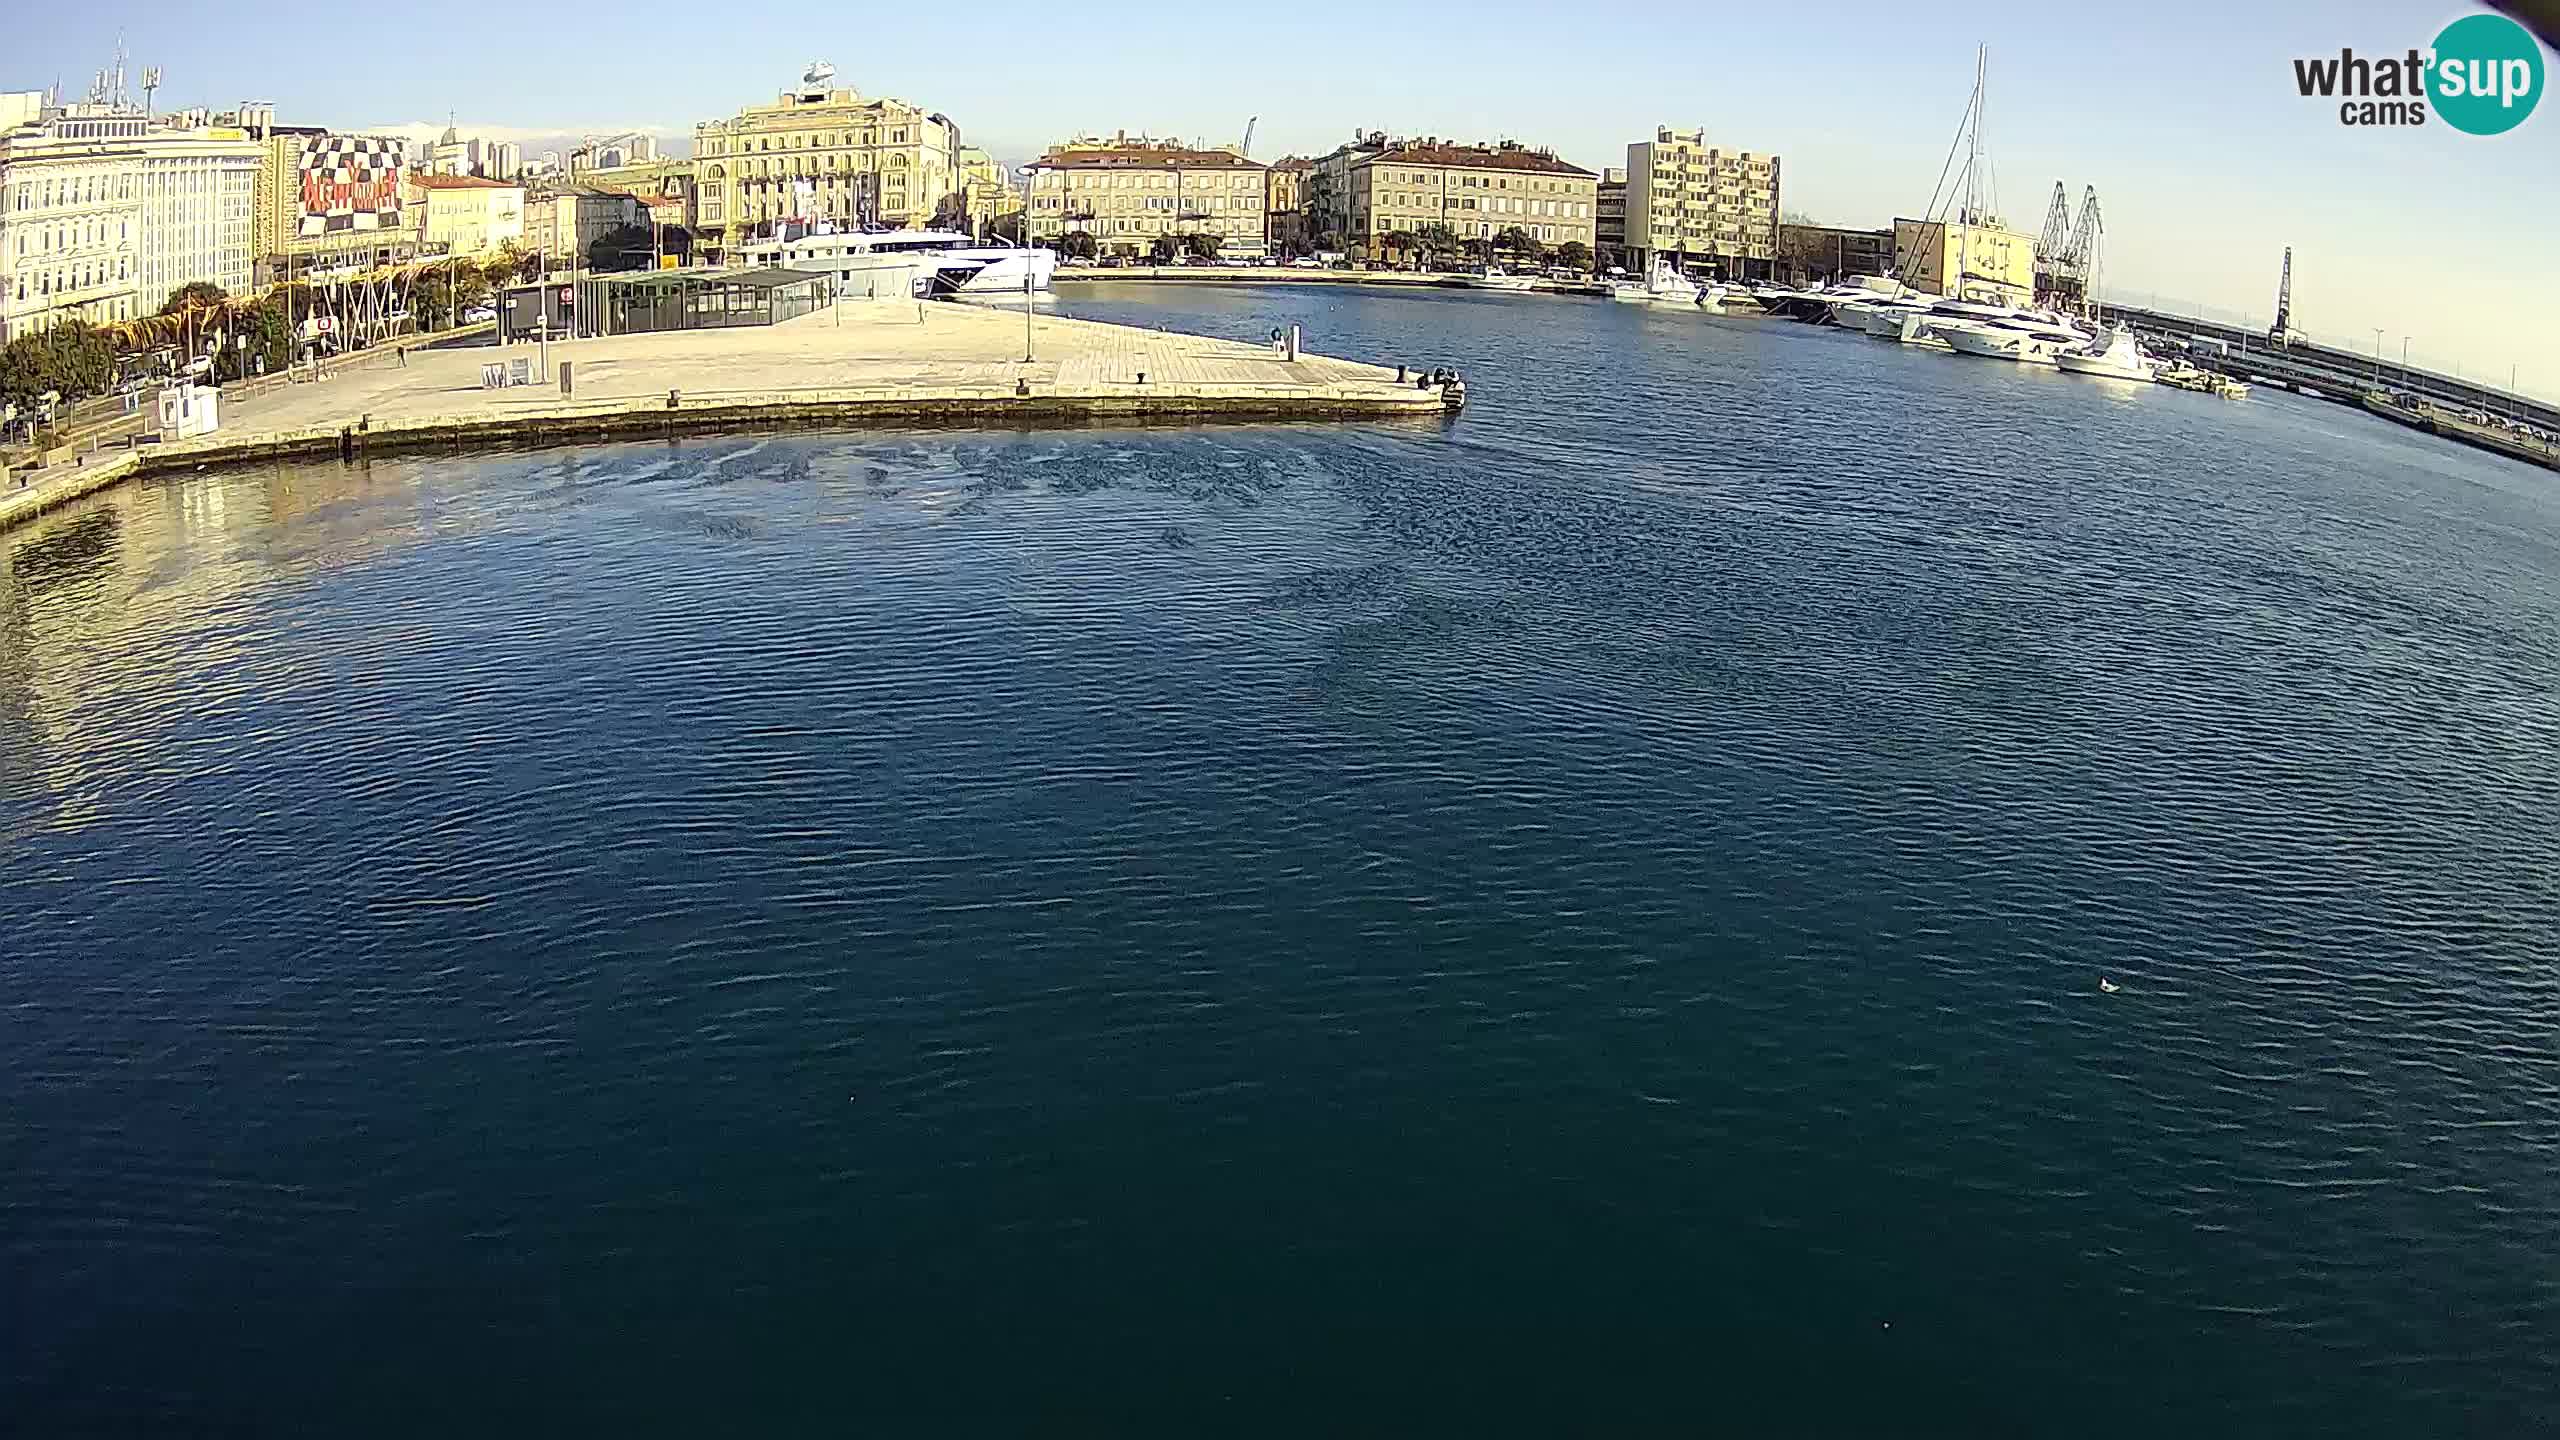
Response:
[6,506,122,596]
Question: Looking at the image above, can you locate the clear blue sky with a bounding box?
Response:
[18,0,2558,397]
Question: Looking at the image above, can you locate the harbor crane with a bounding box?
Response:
[2269,248,2305,347]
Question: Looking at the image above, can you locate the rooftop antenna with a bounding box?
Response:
[142,67,161,118]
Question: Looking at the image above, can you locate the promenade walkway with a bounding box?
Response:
[1,302,1457,532]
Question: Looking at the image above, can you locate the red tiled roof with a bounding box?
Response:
[410,173,517,190]
[1033,146,1264,170]
[1362,143,1593,178]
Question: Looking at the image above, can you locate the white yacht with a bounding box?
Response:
[1462,265,1539,292]
[2051,222,2151,379]
[2055,325,2157,381]
[734,228,1058,299]
[1624,258,1703,307]
[1854,294,1936,336]
[1938,310,2092,365]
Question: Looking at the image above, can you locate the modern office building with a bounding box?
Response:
[133,121,261,313]
[1024,135,1268,260]
[690,65,961,254]
[1622,126,1781,281]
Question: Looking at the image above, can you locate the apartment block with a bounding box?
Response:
[1623,127,1780,281]
[1025,135,1268,259]
[1309,133,1596,262]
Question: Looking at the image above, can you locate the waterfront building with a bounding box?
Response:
[1025,136,1268,260]
[1309,132,1597,263]
[1780,223,1895,285]
[1596,166,1626,261]
[133,120,261,314]
[522,187,643,267]
[1265,156,1310,255]
[2,88,269,339]
[691,66,961,257]
[252,125,422,285]
[955,146,1019,239]
[1892,214,2036,305]
[1622,126,1780,281]
[408,173,524,258]
[579,157,697,232]
[0,96,144,339]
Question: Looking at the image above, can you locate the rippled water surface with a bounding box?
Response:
[6,286,2559,1435]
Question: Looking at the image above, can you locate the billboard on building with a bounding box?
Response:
[297,134,406,237]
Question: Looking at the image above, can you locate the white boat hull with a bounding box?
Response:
[943,250,1058,295]
[2054,353,2153,381]
[1941,324,2062,366]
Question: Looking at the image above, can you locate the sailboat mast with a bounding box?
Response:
[1957,46,1981,300]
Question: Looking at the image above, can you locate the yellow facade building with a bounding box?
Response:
[956,145,1019,238]
[1025,136,1267,259]
[1265,157,1309,255]
[1309,134,1597,263]
[690,67,961,258]
[1891,215,2037,306]
[408,174,524,257]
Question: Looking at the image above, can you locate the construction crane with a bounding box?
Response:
[1241,116,1257,157]
[2268,248,2304,347]
[2060,186,2101,312]
[2033,182,2073,305]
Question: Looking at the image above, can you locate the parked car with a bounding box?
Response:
[1062,256,1096,268]
[1289,257,1322,269]
[1098,256,1127,269]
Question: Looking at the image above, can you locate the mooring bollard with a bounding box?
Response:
[668,389,681,410]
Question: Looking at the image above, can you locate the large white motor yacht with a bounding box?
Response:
[735,228,1058,299]
[1933,302,2092,366]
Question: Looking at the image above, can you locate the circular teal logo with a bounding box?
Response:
[2428,13,2545,134]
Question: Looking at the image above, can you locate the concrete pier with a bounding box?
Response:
[0,302,1460,533]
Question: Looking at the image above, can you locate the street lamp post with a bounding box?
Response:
[2371,328,2385,389]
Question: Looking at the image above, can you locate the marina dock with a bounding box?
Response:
[0,303,1461,532]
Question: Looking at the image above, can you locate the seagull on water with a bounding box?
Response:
[2098,977,2121,994]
